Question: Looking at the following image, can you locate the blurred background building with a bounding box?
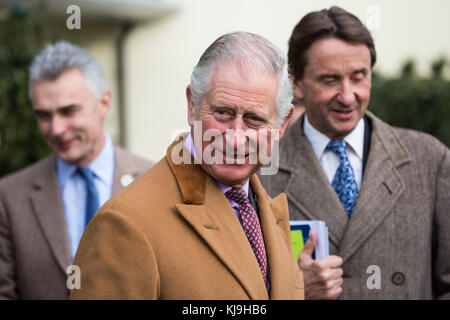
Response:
[1,0,449,174]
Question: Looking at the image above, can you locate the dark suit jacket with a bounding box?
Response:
[70,139,304,299]
[0,146,152,299]
[259,111,450,299]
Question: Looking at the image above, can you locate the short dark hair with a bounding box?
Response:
[288,6,376,80]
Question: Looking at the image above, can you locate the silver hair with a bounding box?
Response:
[190,31,293,127]
[28,41,105,100]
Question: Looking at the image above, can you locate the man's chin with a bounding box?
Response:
[329,118,362,139]
[205,163,259,187]
[55,149,84,166]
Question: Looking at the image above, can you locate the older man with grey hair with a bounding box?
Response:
[70,31,304,300]
[0,41,152,299]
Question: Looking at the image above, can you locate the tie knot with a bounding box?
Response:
[327,140,348,159]
[77,167,95,183]
[225,188,249,206]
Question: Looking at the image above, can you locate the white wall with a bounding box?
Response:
[122,0,450,162]
[83,36,120,144]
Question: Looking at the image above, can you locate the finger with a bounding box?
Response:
[298,251,313,269]
[324,286,343,300]
[316,255,343,269]
[305,277,343,300]
[316,277,343,300]
[320,267,343,282]
[325,280,343,299]
[324,274,344,288]
[301,230,318,257]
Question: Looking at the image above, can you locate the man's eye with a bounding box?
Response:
[249,116,262,122]
[34,112,50,121]
[352,72,365,82]
[245,115,265,126]
[215,109,232,117]
[322,77,338,85]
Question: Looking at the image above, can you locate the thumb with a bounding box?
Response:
[301,230,318,257]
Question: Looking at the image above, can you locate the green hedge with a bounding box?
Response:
[370,59,450,147]
[0,3,55,178]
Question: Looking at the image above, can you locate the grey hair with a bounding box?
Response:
[29,41,105,100]
[190,31,293,127]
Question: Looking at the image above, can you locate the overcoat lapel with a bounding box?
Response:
[251,175,302,299]
[30,155,71,273]
[338,112,410,262]
[175,181,269,300]
[280,118,348,248]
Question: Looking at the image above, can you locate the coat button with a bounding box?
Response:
[391,272,405,285]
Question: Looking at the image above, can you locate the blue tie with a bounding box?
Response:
[77,167,99,227]
[327,140,359,217]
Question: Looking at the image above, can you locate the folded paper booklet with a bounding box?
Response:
[290,220,329,260]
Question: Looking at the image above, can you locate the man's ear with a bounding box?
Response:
[99,90,112,119]
[278,105,294,139]
[186,85,196,126]
[292,79,305,101]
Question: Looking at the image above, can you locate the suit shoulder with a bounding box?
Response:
[114,145,154,173]
[368,112,449,165]
[393,126,444,145]
[391,126,449,160]
[0,155,54,191]
[101,157,177,214]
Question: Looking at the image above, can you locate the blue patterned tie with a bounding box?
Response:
[327,140,359,217]
[77,167,100,227]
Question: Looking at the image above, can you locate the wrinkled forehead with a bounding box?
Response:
[211,61,279,86]
[208,64,279,105]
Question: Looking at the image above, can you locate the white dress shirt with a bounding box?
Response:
[303,114,365,189]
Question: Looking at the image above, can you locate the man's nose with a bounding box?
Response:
[336,80,356,107]
[50,115,67,136]
[225,118,248,148]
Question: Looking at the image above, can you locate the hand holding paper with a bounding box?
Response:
[298,231,344,299]
[289,220,343,300]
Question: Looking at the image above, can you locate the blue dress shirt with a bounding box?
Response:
[57,133,115,259]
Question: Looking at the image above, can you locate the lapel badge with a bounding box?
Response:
[120,174,134,187]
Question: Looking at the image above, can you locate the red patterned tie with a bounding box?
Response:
[225,188,268,287]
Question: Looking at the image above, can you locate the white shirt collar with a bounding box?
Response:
[303,114,365,160]
[344,117,365,160]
